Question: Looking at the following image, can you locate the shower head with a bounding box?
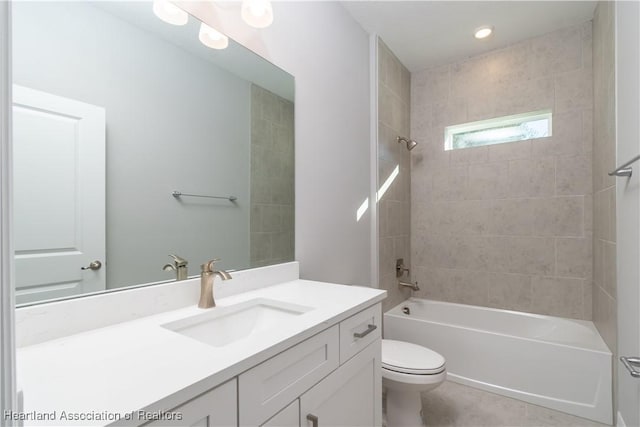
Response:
[397,136,418,151]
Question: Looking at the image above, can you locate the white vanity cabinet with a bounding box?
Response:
[238,303,382,427]
[300,340,380,427]
[258,341,380,427]
[261,401,299,427]
[16,276,387,427]
[238,325,340,426]
[144,379,237,427]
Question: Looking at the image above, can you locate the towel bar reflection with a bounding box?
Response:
[172,191,237,202]
[609,154,640,177]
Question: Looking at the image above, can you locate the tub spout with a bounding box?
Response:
[399,281,419,291]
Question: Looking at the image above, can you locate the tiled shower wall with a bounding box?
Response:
[250,84,295,267]
[410,23,594,320]
[378,39,412,313]
[592,1,616,353]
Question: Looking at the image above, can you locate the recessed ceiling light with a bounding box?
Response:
[474,26,494,40]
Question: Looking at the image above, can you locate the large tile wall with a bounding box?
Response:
[378,39,412,313]
[592,0,617,363]
[410,23,594,319]
[250,84,295,267]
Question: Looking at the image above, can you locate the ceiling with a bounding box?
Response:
[342,1,597,72]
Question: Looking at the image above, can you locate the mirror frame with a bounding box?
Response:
[1,0,17,417]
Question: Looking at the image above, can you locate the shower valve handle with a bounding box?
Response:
[396,258,410,277]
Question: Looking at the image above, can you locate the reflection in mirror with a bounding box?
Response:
[12,1,294,305]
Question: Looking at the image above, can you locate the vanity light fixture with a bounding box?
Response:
[152,0,189,26]
[241,0,274,28]
[199,22,229,49]
[474,25,494,39]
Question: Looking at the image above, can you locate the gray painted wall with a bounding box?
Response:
[12,2,252,288]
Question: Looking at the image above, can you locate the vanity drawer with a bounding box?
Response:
[239,325,339,426]
[339,303,381,364]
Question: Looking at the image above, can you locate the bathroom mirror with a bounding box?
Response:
[11,1,294,305]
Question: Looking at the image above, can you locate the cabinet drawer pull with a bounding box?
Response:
[306,413,319,427]
[353,324,377,339]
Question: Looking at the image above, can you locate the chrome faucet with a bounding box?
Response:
[198,258,232,309]
[163,254,189,281]
[399,280,420,291]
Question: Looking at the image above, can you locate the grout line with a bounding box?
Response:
[554,237,558,276]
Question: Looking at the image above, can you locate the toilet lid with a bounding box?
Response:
[382,339,446,375]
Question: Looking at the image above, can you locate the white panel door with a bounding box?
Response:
[615,2,640,426]
[13,85,105,304]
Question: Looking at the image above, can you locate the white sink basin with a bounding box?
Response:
[162,298,313,347]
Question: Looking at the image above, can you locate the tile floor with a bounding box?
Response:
[420,381,611,427]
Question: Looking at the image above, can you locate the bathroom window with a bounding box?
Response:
[444,110,552,150]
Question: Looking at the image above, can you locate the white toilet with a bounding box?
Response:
[382,339,446,427]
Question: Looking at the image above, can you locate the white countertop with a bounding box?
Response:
[16,279,386,426]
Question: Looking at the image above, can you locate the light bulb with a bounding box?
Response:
[241,0,274,29]
[153,0,188,26]
[199,23,229,50]
[474,26,494,39]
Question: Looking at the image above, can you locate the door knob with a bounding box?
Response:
[81,260,102,271]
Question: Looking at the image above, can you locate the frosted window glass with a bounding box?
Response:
[445,110,552,150]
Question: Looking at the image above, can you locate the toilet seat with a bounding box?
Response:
[382,339,445,375]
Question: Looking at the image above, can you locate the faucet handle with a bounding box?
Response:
[169,254,188,267]
[201,258,222,273]
[396,258,410,277]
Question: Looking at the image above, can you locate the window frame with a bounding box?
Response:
[444,109,553,151]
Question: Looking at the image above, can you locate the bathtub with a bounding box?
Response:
[384,298,612,424]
